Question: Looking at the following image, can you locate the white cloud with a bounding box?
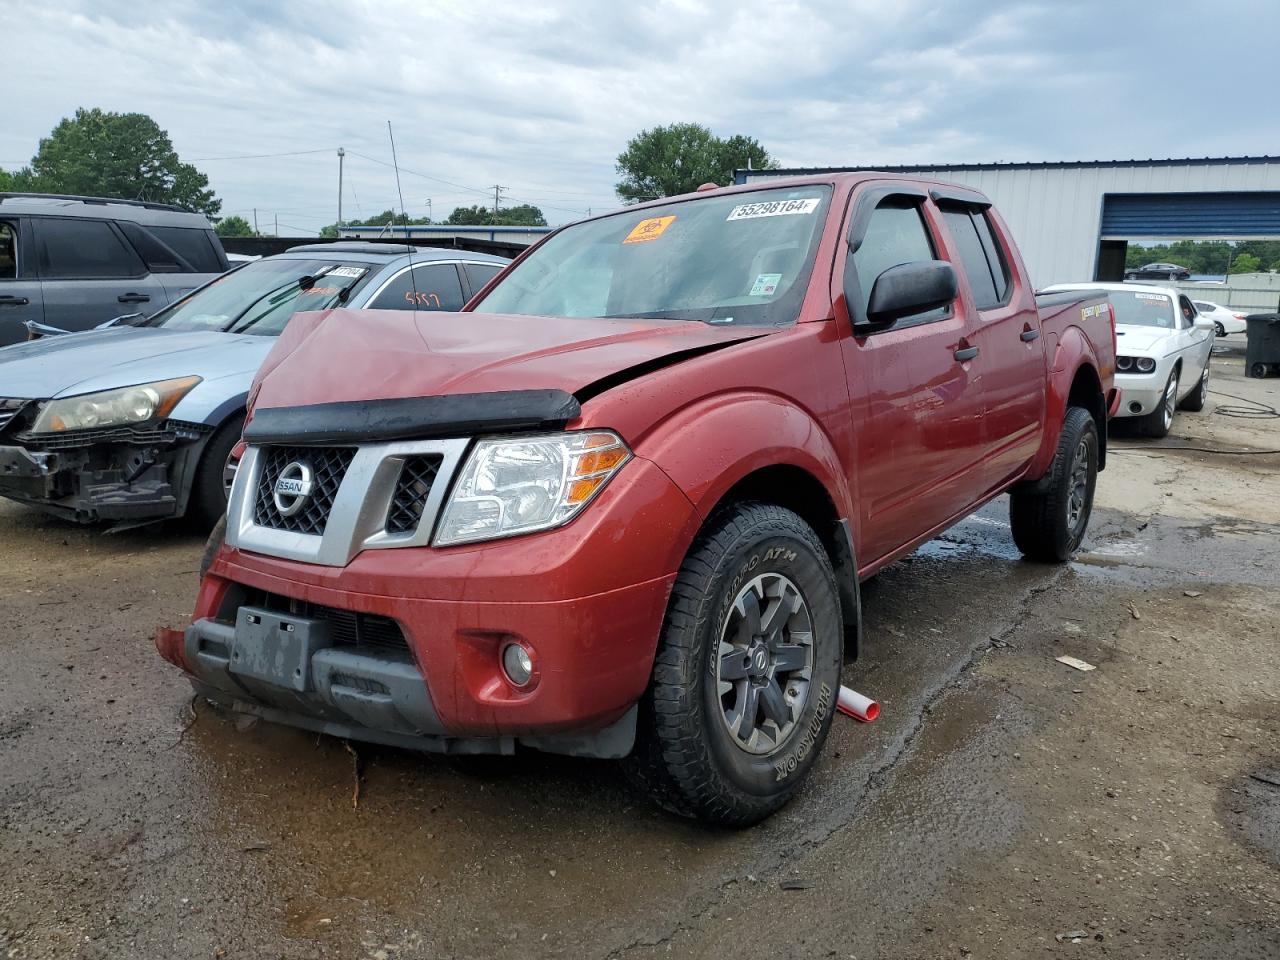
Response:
[3,0,1276,230]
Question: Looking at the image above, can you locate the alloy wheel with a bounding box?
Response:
[716,573,815,755]
[1065,437,1092,535]
[1162,374,1178,430]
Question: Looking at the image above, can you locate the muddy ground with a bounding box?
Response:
[1,340,1277,959]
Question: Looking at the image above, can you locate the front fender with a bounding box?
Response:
[634,391,853,524]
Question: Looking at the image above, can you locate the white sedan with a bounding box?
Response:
[1042,283,1215,437]
[1192,300,1247,337]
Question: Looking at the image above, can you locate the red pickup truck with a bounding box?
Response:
[158,174,1116,825]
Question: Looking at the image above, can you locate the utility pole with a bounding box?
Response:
[253,208,258,236]
[337,147,346,227]
[492,184,506,219]
[274,213,278,237]
[424,199,432,222]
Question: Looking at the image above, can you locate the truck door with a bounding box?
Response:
[935,198,1045,488]
[0,217,45,347]
[32,216,164,332]
[837,187,987,566]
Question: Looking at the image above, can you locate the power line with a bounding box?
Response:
[191,148,336,162]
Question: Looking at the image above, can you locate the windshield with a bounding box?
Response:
[141,258,375,336]
[1108,290,1176,328]
[474,186,833,326]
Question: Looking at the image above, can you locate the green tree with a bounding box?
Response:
[320,209,434,236]
[614,123,776,202]
[1229,252,1261,274]
[16,108,220,215]
[214,215,254,238]
[446,204,547,226]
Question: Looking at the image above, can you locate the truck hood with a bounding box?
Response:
[253,309,768,410]
[1114,324,1172,354]
[0,327,274,400]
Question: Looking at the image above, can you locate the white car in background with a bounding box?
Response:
[1191,300,1247,337]
[1042,283,1215,437]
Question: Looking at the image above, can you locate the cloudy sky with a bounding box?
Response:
[4,0,1277,231]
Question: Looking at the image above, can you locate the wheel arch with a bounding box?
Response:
[705,464,861,659]
[1066,362,1107,471]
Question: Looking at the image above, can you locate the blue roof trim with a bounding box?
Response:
[738,156,1280,178]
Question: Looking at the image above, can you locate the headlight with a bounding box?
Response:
[434,431,631,546]
[30,376,202,434]
[1136,357,1156,373]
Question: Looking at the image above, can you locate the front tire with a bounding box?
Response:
[1136,369,1178,438]
[188,416,244,529]
[1179,361,1209,412]
[1010,406,1099,563]
[626,502,843,826]
[1214,321,1225,338]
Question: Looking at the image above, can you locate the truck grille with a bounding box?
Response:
[385,455,443,535]
[253,445,356,536]
[247,590,410,656]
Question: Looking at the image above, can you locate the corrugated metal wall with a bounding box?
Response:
[743,160,1280,287]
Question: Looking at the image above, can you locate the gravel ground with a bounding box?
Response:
[1,339,1276,959]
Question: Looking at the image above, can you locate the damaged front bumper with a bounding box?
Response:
[0,419,214,523]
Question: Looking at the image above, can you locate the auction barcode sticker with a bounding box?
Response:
[726,198,820,221]
[1135,293,1170,301]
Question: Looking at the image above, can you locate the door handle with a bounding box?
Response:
[0,295,29,306]
[1020,329,1041,342]
[954,346,979,361]
[117,292,151,304]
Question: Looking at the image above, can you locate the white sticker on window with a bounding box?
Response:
[327,266,369,278]
[1134,293,1169,302]
[726,198,821,221]
[749,273,782,297]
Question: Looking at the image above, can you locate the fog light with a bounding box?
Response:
[1129,401,1143,414]
[501,642,534,687]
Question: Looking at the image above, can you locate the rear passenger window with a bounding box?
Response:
[464,262,503,295]
[37,218,144,279]
[368,263,465,311]
[941,207,1007,310]
[853,201,946,326]
[149,226,226,273]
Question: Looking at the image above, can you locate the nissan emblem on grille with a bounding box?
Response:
[273,461,314,517]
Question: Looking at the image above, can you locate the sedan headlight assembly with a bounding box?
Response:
[30,376,202,434]
[434,431,631,546]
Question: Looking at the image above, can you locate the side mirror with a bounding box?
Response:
[1193,316,1215,332]
[859,260,958,330]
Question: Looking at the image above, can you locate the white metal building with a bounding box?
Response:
[737,157,1280,288]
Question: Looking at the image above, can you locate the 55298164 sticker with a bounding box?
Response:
[726,198,820,221]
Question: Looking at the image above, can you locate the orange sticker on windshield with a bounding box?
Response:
[624,216,676,244]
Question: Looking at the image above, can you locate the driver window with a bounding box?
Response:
[1179,296,1196,328]
[0,222,16,279]
[853,200,947,327]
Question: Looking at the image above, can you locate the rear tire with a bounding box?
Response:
[1010,406,1098,563]
[1214,321,1225,338]
[188,415,244,529]
[1179,361,1208,412]
[1136,369,1178,438]
[625,502,843,827]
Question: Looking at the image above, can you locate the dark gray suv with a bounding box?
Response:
[0,193,229,346]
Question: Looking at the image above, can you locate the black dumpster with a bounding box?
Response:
[1245,313,1280,378]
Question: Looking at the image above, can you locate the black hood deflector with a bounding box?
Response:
[244,390,581,445]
